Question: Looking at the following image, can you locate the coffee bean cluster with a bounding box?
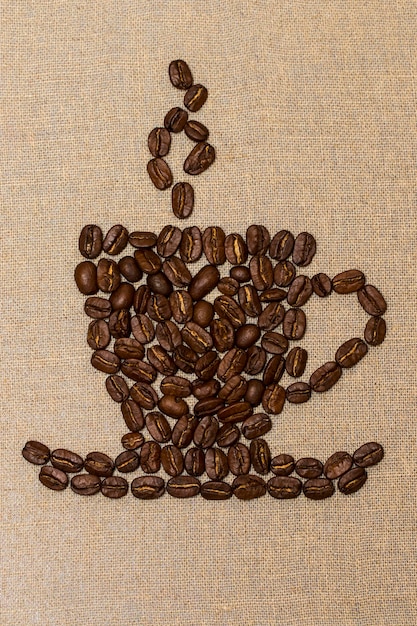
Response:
[147,60,215,219]
[23,223,387,501]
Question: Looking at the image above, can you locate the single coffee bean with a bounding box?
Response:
[114,450,140,473]
[172,182,195,219]
[295,457,323,479]
[202,226,226,265]
[246,225,270,255]
[102,225,129,255]
[184,84,208,112]
[244,346,267,375]
[85,452,114,477]
[108,308,131,339]
[358,285,387,316]
[195,351,220,380]
[228,443,251,475]
[292,232,316,267]
[101,476,128,499]
[258,302,285,331]
[282,308,306,340]
[338,467,368,495]
[286,382,311,404]
[121,399,144,431]
[214,295,246,328]
[274,260,296,287]
[97,258,121,293]
[189,265,220,301]
[244,379,265,407]
[217,276,239,297]
[267,476,302,499]
[91,349,120,374]
[51,450,83,474]
[164,106,188,132]
[261,332,289,355]
[192,300,214,327]
[210,318,235,353]
[225,234,249,268]
[173,344,198,373]
[147,158,173,190]
[161,445,184,477]
[146,412,172,443]
[184,142,216,176]
[303,477,335,500]
[158,395,188,419]
[157,226,182,259]
[169,291,193,324]
[147,345,177,376]
[324,451,353,480]
[79,224,102,259]
[217,401,253,424]
[169,59,193,89]
[194,397,224,418]
[286,347,308,377]
[184,447,205,476]
[250,439,271,475]
[230,265,251,283]
[39,466,68,491]
[131,476,165,499]
[259,288,288,303]
[164,258,192,289]
[270,454,295,476]
[71,473,101,496]
[160,375,192,398]
[364,316,386,346]
[129,231,157,248]
[133,285,151,314]
[148,127,171,157]
[262,355,285,386]
[156,321,182,351]
[121,358,156,384]
[22,441,50,465]
[287,275,313,307]
[353,442,384,467]
[192,378,220,400]
[167,476,201,498]
[114,338,145,360]
[311,273,332,297]
[140,441,161,473]
[249,254,273,291]
[121,432,144,451]
[218,375,247,403]
[130,382,158,410]
[335,337,368,368]
[238,285,262,317]
[310,361,342,392]
[262,384,286,414]
[205,447,229,480]
[201,481,233,500]
[182,321,213,353]
[171,415,198,448]
[134,249,162,275]
[216,423,241,447]
[74,261,98,295]
[217,348,247,381]
[332,269,365,294]
[131,314,155,344]
[147,272,173,297]
[269,230,294,261]
[193,415,219,448]
[232,475,266,500]
[109,283,135,310]
[180,226,202,263]
[146,293,172,322]
[85,296,112,320]
[105,375,129,403]
[184,120,209,142]
[241,413,272,440]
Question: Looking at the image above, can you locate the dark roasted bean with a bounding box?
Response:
[101,476,128,499]
[157,225,182,258]
[121,432,144,451]
[244,346,267,375]
[292,232,316,266]
[216,423,241,447]
[169,59,193,89]
[169,290,193,324]
[324,451,353,480]
[353,442,384,467]
[202,226,226,265]
[192,300,214,327]
[259,288,288,303]
[133,285,151,314]
[232,475,266,500]
[193,415,219,448]
[91,349,120,374]
[172,182,194,219]
[287,275,313,307]
[109,308,131,339]
[274,260,296,287]
[121,359,157,384]
[310,361,342,392]
[74,261,98,295]
[258,302,285,331]
[249,254,273,291]
[270,454,295,476]
[167,476,201,498]
[147,272,173,296]
[311,273,332,297]
[217,276,239,296]
[282,308,306,340]
[286,382,311,404]
[129,231,157,249]
[134,249,162,275]
[364,316,386,346]
[205,448,229,480]
[161,445,184,477]
[148,127,171,157]
[332,269,365,294]
[184,120,209,142]
[146,294,172,322]
[163,258,192,289]
[182,321,213,353]
[214,295,246,328]
[171,415,198,448]
[210,318,235,353]
[147,158,173,190]
[192,378,220,400]
[130,382,159,410]
[184,447,206,476]
[85,452,114,477]
[201,481,233,500]
[158,395,188,419]
[121,399,144,431]
[146,412,172,443]
[358,285,387,316]
[115,450,140,473]
[131,476,165,499]
[230,265,251,283]
[241,413,272,439]
[218,375,248,403]
[180,226,202,263]
[102,225,129,255]
[97,258,121,293]
[160,375,192,398]
[84,296,112,319]
[105,375,129,403]
[71,473,101,496]
[286,347,308,377]
[131,313,155,344]
[269,230,294,261]
[303,477,335,500]
[238,284,262,317]
[184,84,208,112]
[173,344,198,373]
[228,443,251,476]
[261,332,289,355]
[79,224,102,259]
[22,441,50,465]
[246,225,270,256]
[147,345,177,376]
[250,439,271,475]
[194,397,224,418]
[335,338,368,368]
[267,476,302,499]
[338,467,367,495]
[295,457,323,479]
[244,379,265,407]
[195,351,220,380]
[114,337,145,360]
[217,348,247,381]
[217,401,253,424]
[156,321,182,352]
[109,283,135,310]
[184,141,215,175]
[262,384,286,414]
[140,441,161,473]
[87,320,110,350]
[164,106,188,132]
[189,265,220,300]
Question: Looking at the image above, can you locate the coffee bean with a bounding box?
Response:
[74,261,98,295]
[232,475,266,500]
[182,321,213,352]
[287,275,313,307]
[131,314,155,344]
[217,401,253,424]
[217,276,239,297]
[302,478,334,500]
[121,358,156,384]
[201,481,233,500]
[169,291,193,324]
[133,285,151,314]
[250,439,271,475]
[184,447,206,476]
[85,452,114,477]
[161,445,184,476]
[160,375,192,398]
[216,423,240,447]
[51,449,84,474]
[358,285,387,316]
[148,127,171,157]
[192,378,220,400]
[140,441,161,473]
[332,269,365,294]
[85,296,112,320]
[173,344,198,373]
[108,308,131,339]
[263,355,285,386]
[167,476,201,498]
[171,415,198,448]
[184,120,209,142]
[261,332,288,355]
[295,457,323,479]
[202,226,226,265]
[192,300,214,327]
[134,249,162,275]
[156,226,182,259]
[129,231,157,249]
[258,302,285,331]
[262,384,286,414]
[131,476,165,499]
[172,182,194,219]
[364,316,386,346]
[169,59,193,89]
[214,295,246,328]
[71,473,101,496]
[101,476,128,499]
[130,382,158,410]
[158,395,188,419]
[121,399,144,431]
[184,142,215,176]
[163,258,192,289]
[22,441,50,465]
[147,294,172,322]
[105,374,129,403]
[205,448,229,480]
[286,347,308,377]
[249,254,273,291]
[246,225,270,256]
[121,432,144,450]
[259,288,288,303]
[269,230,294,261]
[145,412,172,443]
[195,351,220,380]
[310,361,342,392]
[292,232,316,267]
[267,476,302,499]
[147,345,177,376]
[324,451,353,480]
[91,349,120,374]
[311,273,332,297]
[184,84,208,112]
[114,337,145,360]
[228,443,251,475]
[188,265,220,300]
[244,379,265,407]
[180,226,202,263]
[164,107,188,132]
[338,467,367,495]
[39,466,68,491]
[217,348,247,381]
[286,382,311,404]
[335,337,368,368]
[193,415,219,448]
[147,272,173,297]
[274,260,296,287]
[353,442,384,467]
[194,397,224,418]
[97,258,121,293]
[219,375,248,403]
[156,321,182,352]
[109,283,135,310]
[241,413,272,439]
[102,225,129,255]
[147,158,173,190]
[244,346,267,375]
[114,450,140,473]
[270,454,295,476]
[79,224,103,259]
[210,318,235,352]
[282,308,306,340]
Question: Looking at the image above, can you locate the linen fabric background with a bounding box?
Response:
[1,2,416,624]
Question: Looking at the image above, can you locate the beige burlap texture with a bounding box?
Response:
[1,2,416,625]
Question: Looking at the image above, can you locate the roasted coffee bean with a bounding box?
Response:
[262,384,286,414]
[184,142,215,175]
[238,285,262,317]
[147,272,173,296]
[180,226,202,263]
[217,277,239,296]
[148,127,171,157]
[114,338,145,360]
[230,265,251,283]
[259,288,288,303]
[71,473,101,496]
[195,351,220,380]
[246,225,270,256]
[202,226,226,265]
[261,332,289,355]
[216,423,240,447]
[250,439,271,475]
[87,319,110,350]
[172,415,198,448]
[184,84,208,112]
[169,59,193,89]
[140,441,161,473]
[101,476,128,499]
[188,264,220,300]
[303,477,334,500]
[214,295,246,328]
[156,321,182,351]
[353,442,384,467]
[109,283,135,310]
[147,294,172,322]
[79,224,102,259]
[201,481,233,500]
[338,467,367,495]
[241,413,272,440]
[184,447,206,476]
[311,273,332,297]
[244,379,265,407]
[192,378,220,400]
[39,466,68,491]
[160,375,192,398]
[121,399,144,431]
[172,182,194,219]
[164,106,188,132]
[274,260,296,287]
[205,448,229,480]
[232,475,266,500]
[146,412,172,443]
[192,300,214,327]
[324,451,353,480]
[219,375,247,403]
[286,382,311,404]
[147,158,173,190]
[269,230,294,261]
[286,347,308,377]
[167,476,201,498]
[85,452,114,478]
[270,454,295,476]
[358,285,387,316]
[258,302,285,331]
[194,397,224,418]
[131,476,165,499]
[164,259,192,290]
[292,232,316,267]
[97,258,121,293]
[217,348,247,381]
[131,314,155,344]
[287,275,313,307]
[364,316,386,346]
[267,476,302,499]
[74,261,98,295]
[184,120,209,142]
[249,254,273,291]
[121,432,144,451]
[161,445,184,477]
[134,249,162,275]
[335,337,368,368]
[210,318,235,352]
[173,344,198,373]
[217,401,253,424]
[133,285,151,314]
[129,231,157,249]
[169,290,193,323]
[295,457,323,479]
[310,361,342,392]
[228,443,251,475]
[244,346,266,375]
[332,269,365,294]
[91,349,120,374]
[22,441,50,465]
[182,321,213,353]
[130,382,158,410]
[158,395,188,419]
[193,415,219,448]
[115,450,140,473]
[84,297,112,319]
[109,309,131,339]
[157,225,182,258]
[105,375,129,403]
[282,308,306,340]
[147,345,177,376]
[102,225,129,255]
[121,358,156,384]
